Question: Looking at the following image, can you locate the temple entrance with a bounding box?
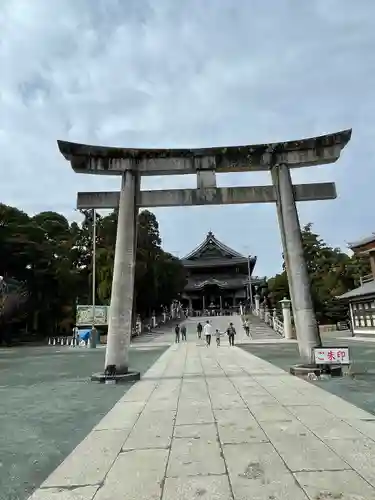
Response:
[203,284,221,314]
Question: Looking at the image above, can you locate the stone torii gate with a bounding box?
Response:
[58,129,351,377]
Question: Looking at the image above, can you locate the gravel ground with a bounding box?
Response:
[0,344,167,500]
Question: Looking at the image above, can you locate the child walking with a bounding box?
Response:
[215,329,221,346]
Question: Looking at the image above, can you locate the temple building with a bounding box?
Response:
[338,233,375,338]
[181,231,264,314]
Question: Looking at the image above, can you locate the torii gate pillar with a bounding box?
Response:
[272,163,318,361]
[105,170,139,374]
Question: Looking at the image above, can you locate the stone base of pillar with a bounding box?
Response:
[91,371,140,384]
[289,364,342,378]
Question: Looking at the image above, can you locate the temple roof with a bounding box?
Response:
[337,280,375,300]
[348,233,375,252]
[183,257,253,269]
[182,231,257,271]
[184,275,264,292]
[183,231,244,260]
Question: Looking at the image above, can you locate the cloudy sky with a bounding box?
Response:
[1,0,374,277]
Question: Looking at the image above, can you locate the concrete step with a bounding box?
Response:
[246,315,282,340]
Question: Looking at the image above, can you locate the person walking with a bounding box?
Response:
[227,322,236,346]
[175,324,180,343]
[243,319,250,337]
[73,326,79,347]
[197,322,203,339]
[181,324,187,341]
[215,328,221,346]
[203,320,212,346]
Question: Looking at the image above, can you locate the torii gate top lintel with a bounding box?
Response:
[57,128,351,177]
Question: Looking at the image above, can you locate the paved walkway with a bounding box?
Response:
[166,313,281,344]
[29,316,375,499]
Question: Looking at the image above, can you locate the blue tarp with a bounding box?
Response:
[78,329,90,341]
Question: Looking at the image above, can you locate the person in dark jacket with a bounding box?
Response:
[227,322,236,346]
[175,324,180,343]
[181,324,187,341]
[197,322,203,339]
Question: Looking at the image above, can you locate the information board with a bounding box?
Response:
[76,305,109,326]
[314,347,350,365]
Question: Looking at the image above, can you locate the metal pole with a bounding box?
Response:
[91,209,97,348]
[248,255,253,309]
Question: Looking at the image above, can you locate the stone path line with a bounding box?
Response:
[30,318,375,499]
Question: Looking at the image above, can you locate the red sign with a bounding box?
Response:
[314,347,350,365]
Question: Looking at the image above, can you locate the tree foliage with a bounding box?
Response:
[0,203,186,343]
[0,278,29,344]
[266,223,370,324]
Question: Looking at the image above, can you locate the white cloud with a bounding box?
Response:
[1,0,374,276]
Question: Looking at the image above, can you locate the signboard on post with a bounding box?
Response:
[76,305,109,326]
[314,347,350,365]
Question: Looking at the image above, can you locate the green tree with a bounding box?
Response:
[267,271,289,306]
[267,223,370,324]
[133,210,186,316]
[0,277,29,344]
[0,202,186,342]
[93,208,187,317]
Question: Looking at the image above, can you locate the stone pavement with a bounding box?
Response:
[29,317,375,499]
[174,313,281,344]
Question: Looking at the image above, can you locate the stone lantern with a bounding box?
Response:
[280,298,293,340]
